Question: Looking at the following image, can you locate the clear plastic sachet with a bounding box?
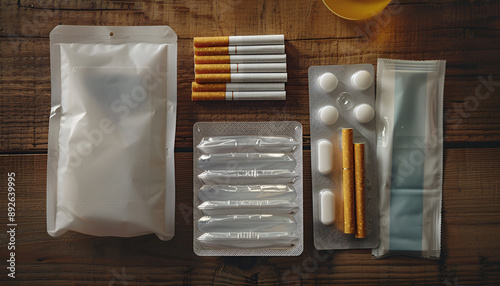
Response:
[47,26,177,240]
[373,59,446,259]
[193,122,304,256]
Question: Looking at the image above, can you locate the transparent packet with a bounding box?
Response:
[193,122,303,256]
[47,26,177,240]
[198,185,297,201]
[308,64,379,249]
[373,59,445,259]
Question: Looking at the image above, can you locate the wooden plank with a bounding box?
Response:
[1,37,499,152]
[1,1,500,153]
[0,148,499,284]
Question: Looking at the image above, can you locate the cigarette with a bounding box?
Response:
[195,54,287,64]
[194,45,285,56]
[195,63,287,74]
[195,73,287,83]
[354,143,366,239]
[192,91,286,101]
[342,128,355,234]
[192,82,285,92]
[194,35,284,47]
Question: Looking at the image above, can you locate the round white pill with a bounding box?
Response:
[354,103,375,123]
[318,72,338,92]
[319,105,339,125]
[320,190,335,225]
[351,70,373,90]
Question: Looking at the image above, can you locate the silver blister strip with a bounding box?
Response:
[193,121,303,256]
[308,64,379,250]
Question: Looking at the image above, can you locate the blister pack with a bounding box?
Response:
[193,122,303,256]
[308,64,379,250]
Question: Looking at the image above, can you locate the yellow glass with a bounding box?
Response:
[323,0,392,20]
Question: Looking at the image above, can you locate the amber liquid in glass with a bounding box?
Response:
[323,0,392,20]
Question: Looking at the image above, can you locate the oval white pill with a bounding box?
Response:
[351,70,373,90]
[354,103,375,123]
[320,190,335,225]
[319,105,339,125]
[317,140,333,175]
[318,72,338,92]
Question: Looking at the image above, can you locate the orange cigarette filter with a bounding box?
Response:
[194,36,230,47]
[195,64,231,74]
[192,82,226,92]
[195,74,231,83]
[192,92,225,101]
[342,128,355,234]
[195,55,231,64]
[195,46,230,56]
[354,143,366,239]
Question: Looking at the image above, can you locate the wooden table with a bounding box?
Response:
[1,0,499,284]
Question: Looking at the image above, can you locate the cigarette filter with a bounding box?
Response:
[195,54,287,64]
[195,63,287,74]
[342,128,355,234]
[194,45,285,56]
[192,91,286,101]
[195,73,287,83]
[194,35,284,47]
[354,143,366,239]
[192,82,285,92]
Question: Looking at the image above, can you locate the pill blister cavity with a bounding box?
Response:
[351,70,373,91]
[317,140,333,175]
[336,92,354,110]
[319,105,339,125]
[353,103,374,123]
[318,72,338,92]
[320,190,335,225]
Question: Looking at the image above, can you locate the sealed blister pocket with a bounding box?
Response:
[308,64,379,249]
[198,232,299,249]
[197,136,298,153]
[198,169,298,184]
[198,185,297,202]
[197,215,297,232]
[198,153,296,170]
[198,200,298,215]
[47,26,177,240]
[193,122,303,256]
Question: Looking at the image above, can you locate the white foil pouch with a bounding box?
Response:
[47,26,177,240]
[373,59,445,258]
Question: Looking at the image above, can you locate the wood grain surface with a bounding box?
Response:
[1,0,499,285]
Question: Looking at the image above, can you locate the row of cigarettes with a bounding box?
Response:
[192,35,287,101]
[342,128,366,238]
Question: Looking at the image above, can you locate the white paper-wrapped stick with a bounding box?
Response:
[195,45,285,56]
[195,63,287,74]
[195,54,287,64]
[194,35,284,47]
[192,91,286,101]
[195,73,287,83]
[192,82,285,92]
